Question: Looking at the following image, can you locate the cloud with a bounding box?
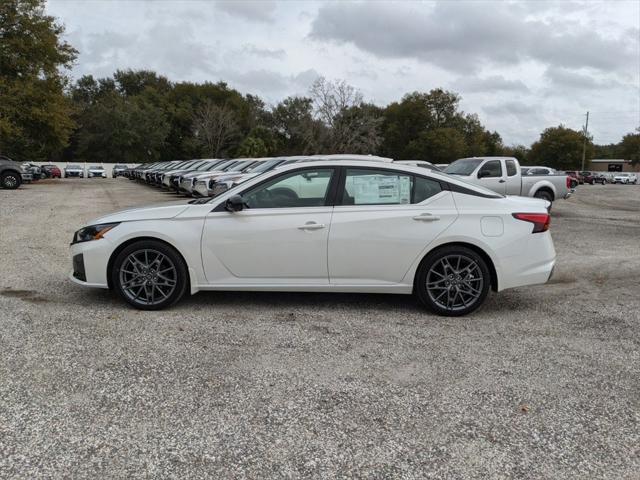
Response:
[310,1,636,74]
[483,101,537,117]
[224,68,321,100]
[452,76,529,93]
[214,0,277,23]
[241,44,286,59]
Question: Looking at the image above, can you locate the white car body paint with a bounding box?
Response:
[70,160,556,301]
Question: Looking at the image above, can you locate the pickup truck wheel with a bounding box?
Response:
[415,246,490,317]
[534,190,553,203]
[1,171,22,189]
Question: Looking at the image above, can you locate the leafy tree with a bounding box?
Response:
[406,128,467,163]
[619,128,640,165]
[0,0,77,161]
[74,91,169,163]
[270,96,321,155]
[502,144,529,163]
[528,125,593,170]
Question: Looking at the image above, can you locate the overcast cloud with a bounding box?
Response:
[46,0,639,146]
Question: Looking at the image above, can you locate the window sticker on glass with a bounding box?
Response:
[351,174,411,204]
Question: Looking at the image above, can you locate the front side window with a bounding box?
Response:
[243,168,334,209]
[505,160,517,176]
[478,160,502,178]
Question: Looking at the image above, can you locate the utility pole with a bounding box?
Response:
[581,111,589,171]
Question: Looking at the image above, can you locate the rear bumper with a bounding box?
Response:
[496,231,556,291]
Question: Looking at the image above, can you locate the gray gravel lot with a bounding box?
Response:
[1,179,639,479]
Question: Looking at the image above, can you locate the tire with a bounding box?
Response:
[111,240,188,310]
[1,171,22,190]
[415,246,491,316]
[533,190,553,211]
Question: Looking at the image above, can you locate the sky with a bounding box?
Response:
[46,0,640,146]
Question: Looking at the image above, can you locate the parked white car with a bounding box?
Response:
[613,172,638,184]
[69,158,556,316]
[87,165,107,178]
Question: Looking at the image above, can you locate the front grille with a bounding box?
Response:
[72,254,86,282]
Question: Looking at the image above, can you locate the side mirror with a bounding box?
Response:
[225,194,245,212]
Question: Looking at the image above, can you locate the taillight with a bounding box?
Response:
[566,176,571,188]
[512,213,550,233]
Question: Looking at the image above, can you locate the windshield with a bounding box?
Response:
[247,159,282,173]
[444,158,484,175]
[90,165,102,169]
[198,161,224,171]
[68,165,81,168]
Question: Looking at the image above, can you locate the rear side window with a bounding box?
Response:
[342,169,442,205]
[505,160,517,176]
[413,176,442,203]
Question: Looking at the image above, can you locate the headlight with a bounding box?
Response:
[72,223,120,244]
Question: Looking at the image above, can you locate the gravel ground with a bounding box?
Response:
[1,179,639,479]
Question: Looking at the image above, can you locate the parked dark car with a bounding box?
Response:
[0,155,25,189]
[580,171,606,185]
[41,164,62,178]
[112,164,128,177]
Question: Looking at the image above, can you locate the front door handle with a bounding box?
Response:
[298,221,325,230]
[499,179,506,183]
[412,213,440,222]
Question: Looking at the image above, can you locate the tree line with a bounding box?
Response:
[1,0,638,169]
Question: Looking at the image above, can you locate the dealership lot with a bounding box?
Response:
[1,180,639,478]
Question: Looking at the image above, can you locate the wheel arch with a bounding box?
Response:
[413,241,499,292]
[106,236,192,291]
[533,186,555,201]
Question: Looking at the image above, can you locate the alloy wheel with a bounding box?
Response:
[118,249,178,306]
[426,254,484,312]
[3,175,18,188]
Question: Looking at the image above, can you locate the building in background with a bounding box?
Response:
[589,159,639,173]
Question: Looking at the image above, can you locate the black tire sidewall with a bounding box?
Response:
[534,191,553,203]
[111,240,188,310]
[1,172,21,189]
[415,246,491,317]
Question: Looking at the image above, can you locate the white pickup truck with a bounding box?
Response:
[444,156,573,205]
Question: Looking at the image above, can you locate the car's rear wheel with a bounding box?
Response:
[415,246,491,316]
[1,171,22,189]
[111,240,188,310]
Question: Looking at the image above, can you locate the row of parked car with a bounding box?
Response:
[120,156,383,197]
[521,166,637,186]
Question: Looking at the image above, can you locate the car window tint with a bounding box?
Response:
[243,169,334,209]
[344,169,412,205]
[413,176,442,203]
[505,160,517,176]
[479,160,502,178]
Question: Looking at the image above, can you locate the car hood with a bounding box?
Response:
[87,202,190,225]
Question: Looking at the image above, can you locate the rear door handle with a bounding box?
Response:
[298,221,325,230]
[412,213,440,222]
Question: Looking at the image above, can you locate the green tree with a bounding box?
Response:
[270,96,322,154]
[0,0,77,160]
[619,129,640,165]
[528,125,593,170]
[406,127,467,163]
[502,144,529,164]
[75,92,169,163]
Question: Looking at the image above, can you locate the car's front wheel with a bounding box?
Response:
[415,246,491,316]
[111,240,188,310]
[1,171,22,189]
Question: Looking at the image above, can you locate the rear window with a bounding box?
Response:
[444,159,483,176]
[506,160,517,176]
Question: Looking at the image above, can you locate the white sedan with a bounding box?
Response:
[69,157,556,316]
